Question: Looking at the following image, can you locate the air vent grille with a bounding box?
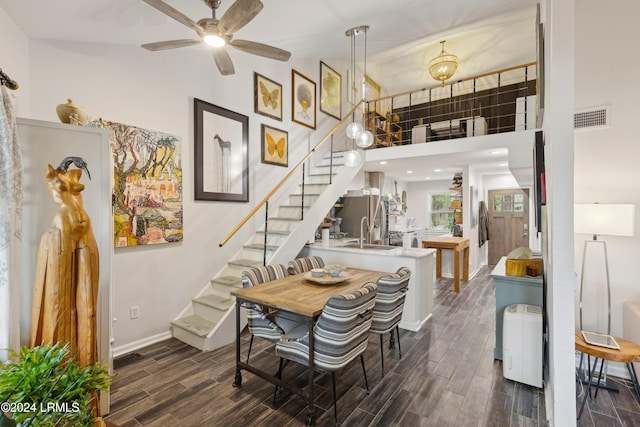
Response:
[574,106,609,130]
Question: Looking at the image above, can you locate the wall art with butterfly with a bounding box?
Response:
[254,72,282,121]
[320,61,342,120]
[261,124,288,167]
[292,69,316,129]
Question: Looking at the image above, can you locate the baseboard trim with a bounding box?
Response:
[113,331,172,358]
[400,313,432,332]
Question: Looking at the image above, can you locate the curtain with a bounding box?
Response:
[0,86,23,361]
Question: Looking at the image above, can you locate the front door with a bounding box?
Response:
[488,189,530,265]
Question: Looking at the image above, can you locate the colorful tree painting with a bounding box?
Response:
[92,120,183,247]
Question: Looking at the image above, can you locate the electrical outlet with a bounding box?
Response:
[130,305,140,319]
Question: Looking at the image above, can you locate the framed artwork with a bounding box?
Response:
[92,119,183,247]
[194,98,249,202]
[319,61,341,120]
[291,69,316,129]
[254,72,282,121]
[261,124,288,167]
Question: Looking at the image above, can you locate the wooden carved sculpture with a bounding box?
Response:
[29,157,100,414]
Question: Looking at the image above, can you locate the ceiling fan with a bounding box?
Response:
[141,0,291,75]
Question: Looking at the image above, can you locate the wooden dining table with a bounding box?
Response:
[231,267,387,426]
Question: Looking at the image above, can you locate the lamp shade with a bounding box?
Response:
[574,203,635,236]
[428,41,458,83]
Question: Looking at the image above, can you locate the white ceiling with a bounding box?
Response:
[0,0,538,182]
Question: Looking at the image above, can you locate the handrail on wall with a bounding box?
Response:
[218,100,364,247]
[218,61,537,248]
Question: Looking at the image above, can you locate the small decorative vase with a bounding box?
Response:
[56,99,88,125]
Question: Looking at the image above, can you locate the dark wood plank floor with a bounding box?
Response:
[105,266,640,426]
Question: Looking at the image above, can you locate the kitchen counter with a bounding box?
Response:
[299,240,435,331]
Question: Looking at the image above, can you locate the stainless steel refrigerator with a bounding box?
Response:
[338,195,389,245]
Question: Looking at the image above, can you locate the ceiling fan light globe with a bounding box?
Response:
[204,34,226,47]
[346,122,364,139]
[355,130,373,148]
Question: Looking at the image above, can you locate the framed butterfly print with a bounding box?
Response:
[254,72,282,121]
[291,69,316,129]
[261,124,288,167]
[194,98,249,202]
[320,61,341,120]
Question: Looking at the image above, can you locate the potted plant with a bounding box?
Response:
[0,343,112,427]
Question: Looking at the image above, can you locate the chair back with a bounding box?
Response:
[371,267,411,334]
[241,264,289,340]
[288,256,325,275]
[276,282,377,371]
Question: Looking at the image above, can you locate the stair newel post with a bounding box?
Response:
[263,200,268,266]
[300,163,305,221]
[497,72,502,133]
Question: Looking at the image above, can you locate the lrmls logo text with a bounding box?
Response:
[41,401,81,413]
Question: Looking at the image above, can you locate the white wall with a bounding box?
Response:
[0,6,29,117]
[1,16,346,351]
[573,1,640,340]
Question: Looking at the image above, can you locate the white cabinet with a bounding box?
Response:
[411,116,487,143]
[17,118,113,413]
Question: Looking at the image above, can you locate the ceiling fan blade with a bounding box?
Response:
[213,48,235,75]
[142,0,202,33]
[142,39,202,51]
[229,40,291,61]
[218,0,263,35]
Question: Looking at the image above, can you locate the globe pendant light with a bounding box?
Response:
[343,149,362,167]
[356,128,373,148]
[428,40,458,84]
[346,122,364,139]
[345,25,373,151]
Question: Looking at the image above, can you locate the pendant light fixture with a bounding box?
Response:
[345,24,373,155]
[428,40,459,84]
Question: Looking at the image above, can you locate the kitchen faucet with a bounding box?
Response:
[360,216,370,249]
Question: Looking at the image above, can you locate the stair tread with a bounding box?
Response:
[229,259,264,268]
[194,294,234,311]
[171,314,216,337]
[268,217,303,221]
[257,230,290,235]
[212,275,243,287]
[243,243,279,251]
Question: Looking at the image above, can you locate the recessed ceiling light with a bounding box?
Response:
[407,170,413,174]
[434,168,442,172]
[499,162,508,167]
[490,151,500,155]
[425,176,431,180]
[379,161,387,165]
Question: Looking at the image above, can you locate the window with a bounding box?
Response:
[429,192,453,230]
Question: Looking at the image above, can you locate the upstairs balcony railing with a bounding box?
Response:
[363,62,537,148]
[218,62,537,256]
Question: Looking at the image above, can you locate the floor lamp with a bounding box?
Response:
[574,203,636,388]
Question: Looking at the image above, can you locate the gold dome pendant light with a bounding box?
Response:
[428,40,458,84]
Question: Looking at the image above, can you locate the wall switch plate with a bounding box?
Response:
[130,305,140,319]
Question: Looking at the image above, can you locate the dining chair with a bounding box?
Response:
[274,282,378,424]
[241,264,302,363]
[371,266,411,377]
[287,256,325,275]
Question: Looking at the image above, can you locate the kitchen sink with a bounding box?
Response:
[340,243,398,251]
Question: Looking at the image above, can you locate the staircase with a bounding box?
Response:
[170,150,361,351]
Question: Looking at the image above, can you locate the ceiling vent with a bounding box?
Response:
[574,105,609,131]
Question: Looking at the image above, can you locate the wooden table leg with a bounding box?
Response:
[463,246,469,281]
[435,249,442,279]
[453,249,460,293]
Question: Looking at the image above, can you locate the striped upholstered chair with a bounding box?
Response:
[287,256,325,275]
[274,282,377,424]
[241,264,302,363]
[371,266,411,377]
